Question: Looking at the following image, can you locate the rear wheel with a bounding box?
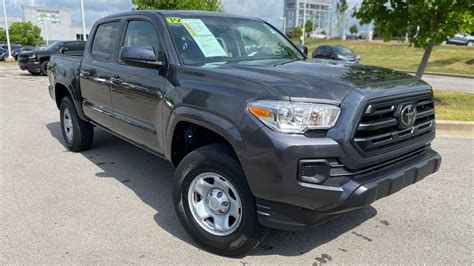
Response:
[40,60,49,75]
[173,144,267,256]
[60,97,93,151]
[467,41,473,47]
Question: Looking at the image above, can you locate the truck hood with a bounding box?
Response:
[194,59,429,103]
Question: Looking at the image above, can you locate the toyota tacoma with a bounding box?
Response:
[48,11,441,256]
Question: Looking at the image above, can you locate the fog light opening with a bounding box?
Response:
[298,160,329,184]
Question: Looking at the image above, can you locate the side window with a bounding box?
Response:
[91,22,121,61]
[122,20,160,53]
[314,46,329,57]
[319,46,330,56]
[314,47,324,56]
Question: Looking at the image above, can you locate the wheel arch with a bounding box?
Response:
[54,82,88,121]
[165,106,245,167]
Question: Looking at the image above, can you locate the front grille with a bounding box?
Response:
[354,93,435,154]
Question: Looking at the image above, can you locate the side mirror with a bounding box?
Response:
[60,47,69,54]
[120,45,164,67]
[295,44,308,57]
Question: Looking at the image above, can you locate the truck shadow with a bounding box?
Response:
[46,122,377,257]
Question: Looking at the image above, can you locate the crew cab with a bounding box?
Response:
[48,11,441,256]
[19,40,85,75]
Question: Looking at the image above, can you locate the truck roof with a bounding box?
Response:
[100,10,259,22]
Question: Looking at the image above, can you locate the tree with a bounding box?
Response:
[349,24,358,36]
[294,26,303,41]
[132,0,223,12]
[305,20,314,34]
[0,28,6,44]
[336,0,349,40]
[354,0,474,78]
[8,22,43,46]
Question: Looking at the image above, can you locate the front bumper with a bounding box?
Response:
[255,148,441,231]
[18,61,41,73]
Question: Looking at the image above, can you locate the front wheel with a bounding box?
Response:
[173,144,267,256]
[60,97,94,151]
[40,60,49,75]
[467,41,473,47]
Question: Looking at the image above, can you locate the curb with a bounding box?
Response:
[437,120,474,139]
[397,70,474,79]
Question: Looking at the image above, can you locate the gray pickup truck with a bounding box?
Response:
[48,10,441,256]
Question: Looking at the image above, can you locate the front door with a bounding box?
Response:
[110,19,167,152]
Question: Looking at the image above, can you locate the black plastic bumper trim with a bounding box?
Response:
[257,149,441,231]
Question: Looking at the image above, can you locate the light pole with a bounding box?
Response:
[43,21,49,46]
[301,0,307,45]
[2,0,13,59]
[80,0,87,41]
[279,17,286,35]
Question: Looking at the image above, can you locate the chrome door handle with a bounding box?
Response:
[109,75,124,85]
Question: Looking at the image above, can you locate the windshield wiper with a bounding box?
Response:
[189,57,302,66]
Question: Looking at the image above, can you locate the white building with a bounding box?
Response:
[22,6,90,42]
[283,0,333,35]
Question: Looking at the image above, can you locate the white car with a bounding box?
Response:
[447,33,474,46]
[309,32,327,39]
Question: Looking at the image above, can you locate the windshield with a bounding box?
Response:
[333,46,353,54]
[46,42,62,51]
[166,16,304,66]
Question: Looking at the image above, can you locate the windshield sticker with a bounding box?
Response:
[166,17,182,24]
[181,19,228,58]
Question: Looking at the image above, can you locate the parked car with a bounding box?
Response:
[0,48,7,61]
[312,45,360,63]
[18,41,86,75]
[48,10,441,256]
[447,33,474,46]
[12,45,36,60]
[309,32,326,39]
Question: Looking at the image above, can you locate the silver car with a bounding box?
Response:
[447,33,474,46]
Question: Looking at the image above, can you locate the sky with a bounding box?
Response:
[2,0,363,31]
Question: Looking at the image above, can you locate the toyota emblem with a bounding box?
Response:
[399,104,417,128]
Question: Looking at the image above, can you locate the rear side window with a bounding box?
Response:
[91,22,121,61]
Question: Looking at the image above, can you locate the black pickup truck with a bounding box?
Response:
[48,11,441,256]
[19,40,85,75]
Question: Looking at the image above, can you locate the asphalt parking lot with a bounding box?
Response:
[0,63,472,264]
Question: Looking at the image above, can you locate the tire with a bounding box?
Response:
[28,70,41,75]
[40,60,49,75]
[59,97,94,151]
[467,41,473,47]
[173,144,268,256]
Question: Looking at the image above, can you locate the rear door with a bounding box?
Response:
[80,20,122,130]
[109,17,168,152]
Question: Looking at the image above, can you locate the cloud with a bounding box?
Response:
[222,0,284,28]
[3,0,134,27]
[2,0,363,30]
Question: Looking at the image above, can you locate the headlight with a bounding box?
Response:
[248,100,340,133]
[336,54,347,60]
[28,54,37,61]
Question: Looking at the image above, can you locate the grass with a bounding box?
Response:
[0,60,17,64]
[304,39,474,76]
[434,90,474,121]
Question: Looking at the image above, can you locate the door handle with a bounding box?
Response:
[109,75,124,86]
[80,70,91,79]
